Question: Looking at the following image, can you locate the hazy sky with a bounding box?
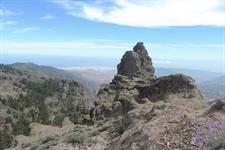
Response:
[0,0,225,73]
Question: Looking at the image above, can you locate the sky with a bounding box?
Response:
[0,0,225,73]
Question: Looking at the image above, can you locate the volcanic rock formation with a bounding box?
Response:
[117,42,155,79]
[92,42,203,120]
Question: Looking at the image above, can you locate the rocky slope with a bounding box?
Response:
[0,65,92,150]
[91,42,225,150]
[11,63,98,101]
[1,43,225,150]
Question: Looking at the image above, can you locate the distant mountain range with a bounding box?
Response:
[155,68,223,83]
[199,75,225,100]
[10,63,225,100]
[11,63,76,79]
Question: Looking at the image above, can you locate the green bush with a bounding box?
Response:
[6,96,21,110]
[53,114,65,126]
[37,103,50,124]
[14,116,31,136]
[0,131,13,150]
[69,112,84,124]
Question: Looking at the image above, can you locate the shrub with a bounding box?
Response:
[0,131,13,150]
[14,116,31,136]
[53,114,65,126]
[6,96,21,110]
[69,112,84,124]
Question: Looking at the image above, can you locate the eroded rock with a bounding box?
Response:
[138,74,203,101]
[117,42,155,79]
[92,43,203,121]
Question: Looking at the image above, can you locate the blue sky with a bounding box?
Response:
[0,0,225,73]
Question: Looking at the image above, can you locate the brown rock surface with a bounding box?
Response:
[117,42,155,79]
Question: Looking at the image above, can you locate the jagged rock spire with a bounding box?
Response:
[117,42,155,79]
[133,42,149,56]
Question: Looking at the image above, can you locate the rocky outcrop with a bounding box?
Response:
[117,42,155,80]
[85,42,214,150]
[92,42,203,120]
[138,74,203,101]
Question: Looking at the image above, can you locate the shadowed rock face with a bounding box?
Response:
[117,42,155,79]
[133,42,149,56]
[138,74,203,101]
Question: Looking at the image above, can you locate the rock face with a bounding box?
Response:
[92,42,203,120]
[117,42,155,79]
[138,74,203,101]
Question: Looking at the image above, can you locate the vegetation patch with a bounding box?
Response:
[19,79,60,124]
[14,116,31,136]
[0,130,13,150]
[0,64,22,75]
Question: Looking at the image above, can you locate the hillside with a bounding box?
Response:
[11,63,76,80]
[11,63,99,100]
[2,42,224,150]
[199,75,225,100]
[0,64,92,150]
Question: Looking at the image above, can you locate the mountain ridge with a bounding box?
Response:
[10,63,224,100]
[1,43,225,150]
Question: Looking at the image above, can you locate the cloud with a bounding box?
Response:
[2,40,130,57]
[0,5,21,17]
[0,7,15,17]
[2,40,224,60]
[0,20,16,30]
[12,27,40,33]
[154,59,175,65]
[51,0,225,27]
[40,14,56,20]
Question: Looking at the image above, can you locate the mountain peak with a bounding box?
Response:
[133,42,148,56]
[117,42,155,79]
